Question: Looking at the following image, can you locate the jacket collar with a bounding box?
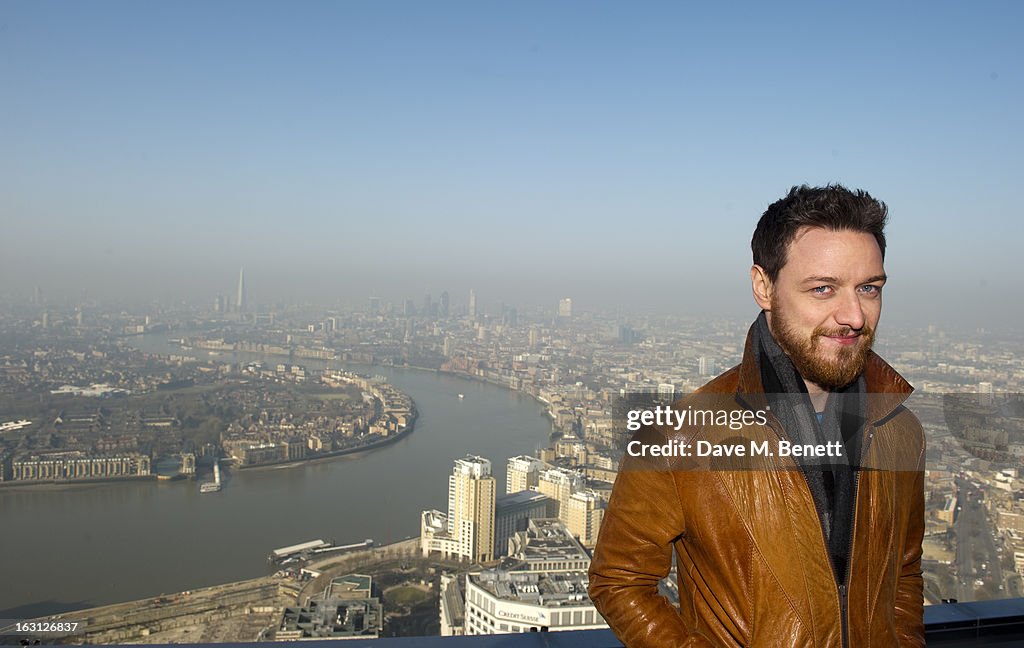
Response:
[734,315,913,425]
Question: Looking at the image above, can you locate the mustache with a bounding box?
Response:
[813,325,874,338]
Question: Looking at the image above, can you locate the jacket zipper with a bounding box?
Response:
[839,469,859,648]
[763,414,873,648]
[838,583,848,647]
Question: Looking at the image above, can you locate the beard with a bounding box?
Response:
[770,299,875,390]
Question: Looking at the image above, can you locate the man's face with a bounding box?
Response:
[764,227,886,390]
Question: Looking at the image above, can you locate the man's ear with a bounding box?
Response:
[751,265,772,311]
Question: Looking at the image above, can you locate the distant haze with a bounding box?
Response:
[2,2,1020,327]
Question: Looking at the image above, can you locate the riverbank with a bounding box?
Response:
[363,359,554,422]
[237,416,417,471]
[0,473,156,490]
[2,537,446,644]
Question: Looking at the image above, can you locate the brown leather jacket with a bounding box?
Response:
[589,325,925,647]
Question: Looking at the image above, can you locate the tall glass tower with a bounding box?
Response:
[236,267,246,313]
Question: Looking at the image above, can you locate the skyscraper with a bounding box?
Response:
[421,455,496,563]
[468,289,477,320]
[236,267,247,313]
[440,291,450,318]
[448,456,496,562]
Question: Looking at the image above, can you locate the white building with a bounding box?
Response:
[463,571,604,635]
[421,509,461,557]
[460,520,605,635]
[422,455,496,562]
[506,455,544,494]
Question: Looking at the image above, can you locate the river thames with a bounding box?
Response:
[0,335,553,618]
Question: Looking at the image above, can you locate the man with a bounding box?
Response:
[589,185,925,647]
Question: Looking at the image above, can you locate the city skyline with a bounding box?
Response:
[2,2,1021,327]
[7,271,1018,337]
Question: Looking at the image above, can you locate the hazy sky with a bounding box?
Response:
[2,1,1021,325]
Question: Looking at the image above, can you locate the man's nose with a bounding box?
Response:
[834,290,866,331]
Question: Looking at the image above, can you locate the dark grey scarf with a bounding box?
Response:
[751,311,865,584]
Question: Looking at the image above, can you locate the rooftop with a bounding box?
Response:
[468,570,592,607]
[502,519,590,569]
[259,597,1024,646]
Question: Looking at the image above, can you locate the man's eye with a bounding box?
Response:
[859,285,881,295]
[811,286,832,295]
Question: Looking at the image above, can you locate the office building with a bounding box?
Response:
[459,519,605,635]
[494,490,550,558]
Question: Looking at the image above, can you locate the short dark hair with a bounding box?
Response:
[752,184,888,282]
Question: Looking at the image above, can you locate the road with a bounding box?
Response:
[953,478,1003,602]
